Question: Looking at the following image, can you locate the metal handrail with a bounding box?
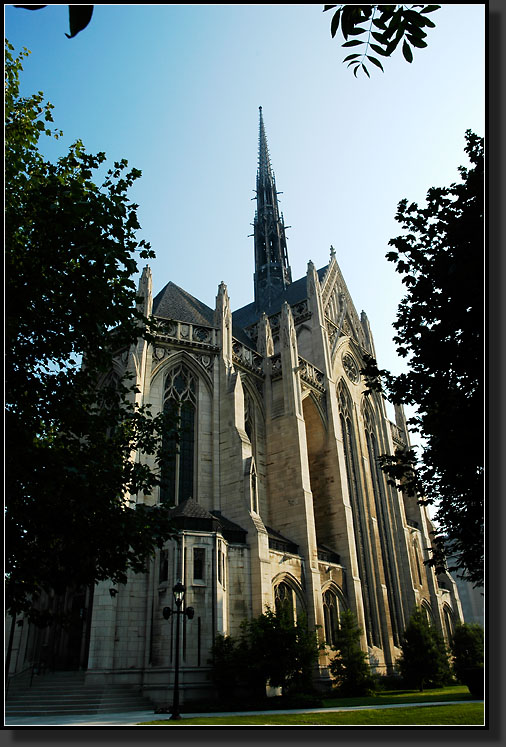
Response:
[6,664,33,697]
[6,661,48,696]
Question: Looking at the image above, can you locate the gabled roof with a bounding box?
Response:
[151,264,328,349]
[232,265,328,331]
[152,281,215,326]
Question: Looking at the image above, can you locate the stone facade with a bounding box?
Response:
[81,243,463,705]
[7,110,464,706]
[84,110,463,704]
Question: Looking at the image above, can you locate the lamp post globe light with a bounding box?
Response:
[160,582,194,720]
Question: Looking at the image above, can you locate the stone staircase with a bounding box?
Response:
[5,670,154,718]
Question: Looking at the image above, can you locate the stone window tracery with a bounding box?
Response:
[364,404,401,646]
[322,588,345,647]
[338,381,380,648]
[160,362,197,505]
[274,581,295,625]
[342,352,360,384]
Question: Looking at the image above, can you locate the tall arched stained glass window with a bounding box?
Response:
[160,363,196,505]
[274,581,295,625]
[364,405,402,647]
[338,380,380,648]
[323,588,345,647]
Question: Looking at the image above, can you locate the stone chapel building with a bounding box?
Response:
[9,108,463,705]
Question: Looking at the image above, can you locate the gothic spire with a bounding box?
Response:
[254,107,292,312]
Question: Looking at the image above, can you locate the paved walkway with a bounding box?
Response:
[5,700,481,727]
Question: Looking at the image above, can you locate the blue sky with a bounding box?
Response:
[6,4,485,429]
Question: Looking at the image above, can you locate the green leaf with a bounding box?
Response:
[402,40,413,63]
[66,5,94,39]
[330,8,341,39]
[386,28,404,55]
[343,53,361,62]
[362,63,370,78]
[372,18,387,30]
[420,5,441,13]
[406,23,427,39]
[404,9,425,26]
[371,30,387,43]
[346,27,367,36]
[384,9,403,39]
[408,35,428,49]
[370,43,390,57]
[342,39,364,47]
[367,55,384,72]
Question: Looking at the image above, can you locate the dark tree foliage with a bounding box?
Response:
[396,607,452,691]
[324,4,440,77]
[451,623,484,697]
[210,608,320,697]
[5,43,175,623]
[14,5,93,38]
[328,609,375,696]
[362,131,484,587]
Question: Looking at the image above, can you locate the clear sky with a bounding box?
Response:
[5,3,485,428]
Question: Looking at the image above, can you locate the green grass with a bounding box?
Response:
[139,703,483,726]
[322,685,473,708]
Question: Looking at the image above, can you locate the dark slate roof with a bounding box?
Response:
[152,282,215,326]
[151,265,328,349]
[167,498,214,520]
[232,265,328,331]
[167,499,247,543]
[317,543,341,565]
[210,511,248,544]
[265,526,299,555]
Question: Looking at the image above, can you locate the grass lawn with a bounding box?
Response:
[139,703,484,726]
[322,685,473,708]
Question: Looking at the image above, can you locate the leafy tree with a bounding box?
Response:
[210,608,320,698]
[324,4,440,77]
[361,131,484,587]
[396,607,452,691]
[328,609,375,696]
[451,623,484,698]
[5,42,175,623]
[14,5,94,38]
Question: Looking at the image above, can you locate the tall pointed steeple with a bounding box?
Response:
[253,107,292,312]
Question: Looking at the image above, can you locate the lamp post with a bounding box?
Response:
[162,582,194,720]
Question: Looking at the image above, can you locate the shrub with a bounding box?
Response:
[451,623,484,698]
[209,608,320,701]
[373,672,406,692]
[396,607,452,691]
[328,610,375,696]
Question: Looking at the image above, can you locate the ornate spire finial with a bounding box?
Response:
[253,108,292,312]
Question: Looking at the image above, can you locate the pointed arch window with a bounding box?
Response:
[364,405,402,646]
[323,588,346,647]
[274,581,295,625]
[160,363,196,505]
[413,536,424,587]
[442,605,454,644]
[338,381,380,648]
[244,389,255,452]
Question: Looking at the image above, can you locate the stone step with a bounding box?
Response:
[5,670,153,717]
[7,693,147,705]
[6,706,153,717]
